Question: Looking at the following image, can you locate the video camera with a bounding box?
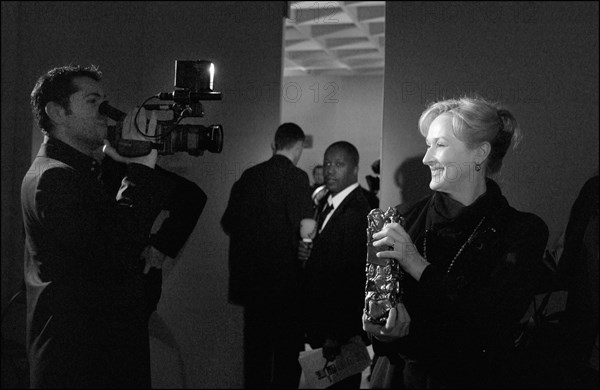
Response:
[101,60,223,157]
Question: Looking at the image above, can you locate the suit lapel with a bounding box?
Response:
[318,186,360,237]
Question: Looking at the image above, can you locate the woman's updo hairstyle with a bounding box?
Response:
[418,95,520,174]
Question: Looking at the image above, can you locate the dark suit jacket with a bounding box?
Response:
[21,138,174,388]
[558,175,599,364]
[221,154,313,307]
[102,157,207,317]
[303,185,371,347]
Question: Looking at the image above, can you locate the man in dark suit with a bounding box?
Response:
[301,141,371,389]
[221,123,314,389]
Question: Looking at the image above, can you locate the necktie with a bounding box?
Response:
[317,202,334,231]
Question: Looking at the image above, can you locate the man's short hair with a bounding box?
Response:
[30,64,102,133]
[325,141,359,167]
[274,122,305,151]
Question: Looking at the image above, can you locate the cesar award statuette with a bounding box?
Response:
[364,207,405,324]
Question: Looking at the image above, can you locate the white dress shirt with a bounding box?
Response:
[318,182,360,233]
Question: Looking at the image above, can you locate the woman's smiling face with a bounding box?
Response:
[422,113,480,197]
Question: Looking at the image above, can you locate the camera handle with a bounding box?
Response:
[115,139,160,157]
[136,102,199,145]
[143,102,202,119]
[106,123,163,158]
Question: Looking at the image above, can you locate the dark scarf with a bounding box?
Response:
[421,179,508,271]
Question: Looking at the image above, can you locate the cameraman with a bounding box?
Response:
[22,64,178,388]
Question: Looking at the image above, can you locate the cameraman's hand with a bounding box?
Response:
[102,107,158,169]
[141,245,167,274]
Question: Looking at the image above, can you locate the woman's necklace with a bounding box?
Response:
[423,216,486,275]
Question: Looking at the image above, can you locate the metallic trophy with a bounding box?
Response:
[364,207,405,325]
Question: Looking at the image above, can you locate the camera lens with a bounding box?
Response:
[164,124,223,156]
[206,125,223,153]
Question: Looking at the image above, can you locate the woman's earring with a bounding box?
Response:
[475,162,481,172]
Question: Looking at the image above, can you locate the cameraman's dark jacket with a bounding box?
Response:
[21,137,175,388]
[101,156,207,317]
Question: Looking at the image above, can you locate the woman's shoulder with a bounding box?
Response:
[498,203,549,239]
[486,178,548,235]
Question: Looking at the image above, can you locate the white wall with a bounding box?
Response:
[381,2,599,244]
[282,75,383,190]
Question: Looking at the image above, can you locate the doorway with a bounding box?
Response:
[281,1,386,199]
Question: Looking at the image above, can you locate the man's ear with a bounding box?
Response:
[45,102,66,126]
[295,141,305,159]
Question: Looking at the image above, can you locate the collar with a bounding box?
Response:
[318,182,360,234]
[40,137,102,178]
[272,153,294,165]
[426,178,507,233]
[328,182,360,209]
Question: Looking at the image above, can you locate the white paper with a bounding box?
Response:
[298,336,371,389]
